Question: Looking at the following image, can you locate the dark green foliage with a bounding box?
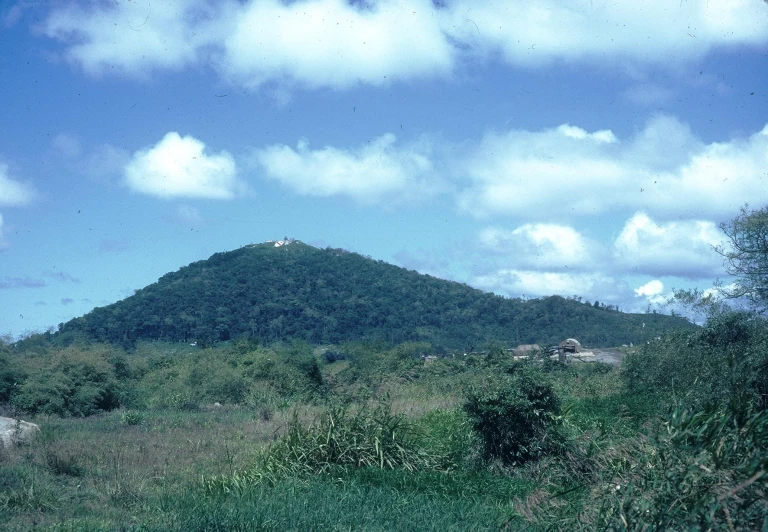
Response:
[623,311,768,410]
[464,369,565,466]
[595,401,768,530]
[0,354,24,403]
[12,346,125,416]
[50,242,694,350]
[322,350,347,363]
[285,339,323,388]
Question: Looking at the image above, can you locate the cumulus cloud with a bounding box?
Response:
[42,0,224,78]
[221,0,453,89]
[42,0,768,88]
[472,269,623,302]
[0,163,35,206]
[457,116,768,220]
[441,1,768,67]
[476,224,601,271]
[634,279,667,305]
[457,122,628,217]
[254,133,434,202]
[613,213,723,278]
[124,132,241,199]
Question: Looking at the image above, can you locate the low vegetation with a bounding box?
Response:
[2,306,767,530]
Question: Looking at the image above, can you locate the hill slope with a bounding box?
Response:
[57,241,695,349]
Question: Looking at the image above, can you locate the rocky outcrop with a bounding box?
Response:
[0,416,40,448]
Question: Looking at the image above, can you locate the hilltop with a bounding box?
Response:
[55,240,695,349]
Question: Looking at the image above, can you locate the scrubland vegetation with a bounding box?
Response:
[2,309,767,530]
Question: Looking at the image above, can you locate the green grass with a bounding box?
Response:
[166,473,519,532]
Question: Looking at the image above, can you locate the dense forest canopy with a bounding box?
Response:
[52,241,694,350]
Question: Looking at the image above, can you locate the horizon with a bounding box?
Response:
[2,0,767,338]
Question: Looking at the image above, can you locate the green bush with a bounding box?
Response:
[464,369,565,466]
[11,346,124,416]
[0,355,24,403]
[593,401,768,530]
[622,311,768,410]
[203,401,440,495]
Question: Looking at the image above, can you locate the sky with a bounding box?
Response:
[1,0,767,339]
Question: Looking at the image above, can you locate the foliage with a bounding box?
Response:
[592,401,768,530]
[48,242,694,350]
[11,345,126,416]
[464,369,565,466]
[0,353,24,403]
[623,310,768,410]
[203,401,440,496]
[715,204,768,310]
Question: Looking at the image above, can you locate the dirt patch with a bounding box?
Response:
[569,348,625,366]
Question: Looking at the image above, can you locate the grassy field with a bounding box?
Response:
[3,325,768,530]
[1,355,657,531]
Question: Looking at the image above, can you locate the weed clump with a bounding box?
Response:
[203,401,440,495]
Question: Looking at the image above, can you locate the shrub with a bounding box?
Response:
[0,355,25,403]
[266,402,436,473]
[464,369,565,466]
[11,346,124,416]
[203,401,439,494]
[593,400,768,530]
[622,311,768,410]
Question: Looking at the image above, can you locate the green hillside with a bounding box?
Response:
[55,240,694,349]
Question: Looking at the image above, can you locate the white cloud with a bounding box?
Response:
[255,133,434,202]
[0,163,34,206]
[456,122,630,217]
[441,0,768,67]
[221,0,453,89]
[473,269,623,302]
[477,224,601,271]
[634,279,664,297]
[124,132,241,199]
[613,213,724,278]
[634,279,667,305]
[42,0,768,88]
[42,0,223,78]
[457,116,768,220]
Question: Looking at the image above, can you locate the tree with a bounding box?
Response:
[715,205,768,311]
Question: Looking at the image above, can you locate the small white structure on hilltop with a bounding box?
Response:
[274,237,299,248]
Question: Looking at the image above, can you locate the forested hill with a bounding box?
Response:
[56,241,695,349]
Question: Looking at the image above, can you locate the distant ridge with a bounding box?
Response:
[56,241,696,349]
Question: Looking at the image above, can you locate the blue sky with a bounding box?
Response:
[1,0,767,339]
